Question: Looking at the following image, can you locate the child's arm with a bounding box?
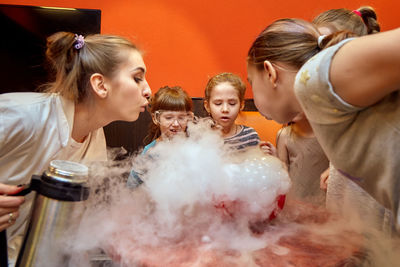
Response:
[276,128,290,169]
[330,28,400,107]
[319,166,330,191]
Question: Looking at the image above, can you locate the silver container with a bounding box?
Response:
[16,160,90,267]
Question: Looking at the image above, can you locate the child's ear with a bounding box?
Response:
[151,113,159,125]
[240,101,245,111]
[263,60,277,88]
[203,100,211,115]
[90,73,109,98]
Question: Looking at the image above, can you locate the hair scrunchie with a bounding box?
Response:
[74,34,85,50]
[317,35,327,48]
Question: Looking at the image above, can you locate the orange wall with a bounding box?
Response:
[3,0,399,98]
[236,112,282,144]
[3,0,400,143]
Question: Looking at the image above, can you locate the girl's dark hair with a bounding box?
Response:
[144,86,193,145]
[313,6,380,36]
[43,32,139,102]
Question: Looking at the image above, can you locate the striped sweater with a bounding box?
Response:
[224,125,260,151]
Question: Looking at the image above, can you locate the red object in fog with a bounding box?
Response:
[269,194,286,220]
[213,194,286,221]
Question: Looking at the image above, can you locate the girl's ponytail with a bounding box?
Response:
[357,6,380,34]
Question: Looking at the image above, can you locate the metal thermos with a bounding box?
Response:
[16,160,90,267]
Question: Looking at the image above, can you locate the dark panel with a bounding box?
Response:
[103,111,152,156]
[0,4,101,94]
[243,99,258,111]
[192,97,208,117]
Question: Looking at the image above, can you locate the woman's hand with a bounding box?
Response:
[259,141,277,156]
[0,183,25,231]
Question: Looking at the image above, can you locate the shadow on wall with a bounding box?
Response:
[103,98,282,156]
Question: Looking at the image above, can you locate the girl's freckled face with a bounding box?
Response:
[207,82,241,131]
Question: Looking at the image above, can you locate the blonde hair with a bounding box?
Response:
[313,6,380,36]
[144,86,192,144]
[204,72,246,103]
[43,32,139,102]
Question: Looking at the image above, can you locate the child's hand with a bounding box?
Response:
[320,167,330,191]
[259,141,277,156]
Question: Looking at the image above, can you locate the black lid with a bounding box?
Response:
[32,160,90,201]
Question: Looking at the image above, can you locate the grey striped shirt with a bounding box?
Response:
[224,125,260,150]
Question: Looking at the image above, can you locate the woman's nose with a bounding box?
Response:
[222,103,229,112]
[143,81,152,98]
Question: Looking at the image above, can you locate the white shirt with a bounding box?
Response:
[0,92,107,253]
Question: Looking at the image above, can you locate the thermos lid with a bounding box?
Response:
[45,160,88,184]
[32,160,90,201]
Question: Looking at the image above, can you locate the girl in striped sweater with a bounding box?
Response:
[203,72,263,152]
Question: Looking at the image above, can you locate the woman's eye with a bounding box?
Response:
[134,77,143,83]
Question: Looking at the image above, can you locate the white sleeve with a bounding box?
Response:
[294,39,364,125]
[0,102,35,158]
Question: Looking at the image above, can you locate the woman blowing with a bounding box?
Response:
[0,32,151,263]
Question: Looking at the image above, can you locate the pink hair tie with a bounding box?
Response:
[352,10,362,17]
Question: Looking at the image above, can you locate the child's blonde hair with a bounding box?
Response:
[204,72,246,103]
